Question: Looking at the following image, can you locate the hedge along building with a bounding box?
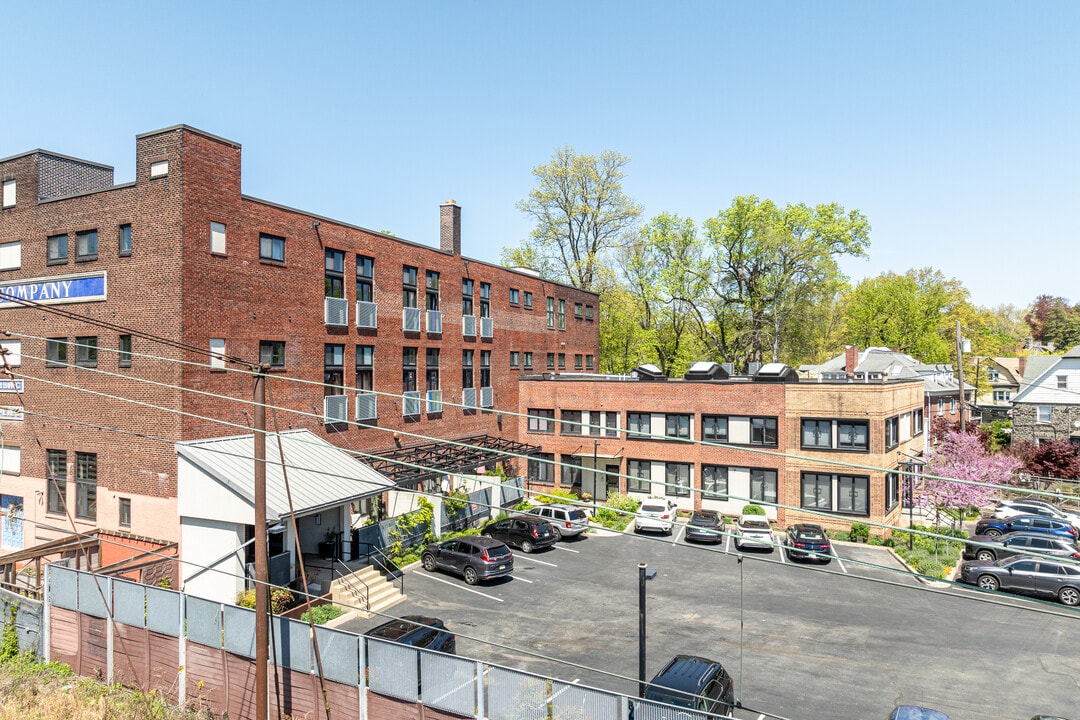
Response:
[517,362,925,533]
[0,125,599,570]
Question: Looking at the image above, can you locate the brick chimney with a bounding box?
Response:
[845,345,858,378]
[1017,355,1026,377]
[440,200,461,256]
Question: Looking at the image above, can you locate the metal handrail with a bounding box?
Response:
[331,559,370,612]
[353,541,405,598]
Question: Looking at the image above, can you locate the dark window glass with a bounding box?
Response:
[528,408,555,433]
[750,468,778,505]
[837,475,869,515]
[703,416,728,442]
[528,453,555,484]
[561,410,582,435]
[462,349,474,388]
[259,233,285,262]
[801,472,831,510]
[75,336,98,366]
[627,459,650,493]
[259,340,286,368]
[356,255,374,302]
[750,417,778,446]
[480,350,491,387]
[523,291,533,309]
[837,421,869,450]
[666,462,690,497]
[356,345,374,391]
[702,465,728,499]
[46,450,66,514]
[402,266,418,308]
[627,412,651,438]
[75,230,98,260]
[75,452,97,521]
[118,224,132,256]
[46,338,68,366]
[119,498,131,527]
[665,414,690,439]
[47,234,68,263]
[325,249,345,298]
[802,419,832,448]
[118,335,132,367]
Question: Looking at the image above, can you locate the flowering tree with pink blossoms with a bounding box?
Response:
[919,430,1022,530]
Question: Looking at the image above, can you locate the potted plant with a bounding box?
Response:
[318,527,337,559]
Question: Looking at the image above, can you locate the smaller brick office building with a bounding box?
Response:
[0,125,599,556]
[517,362,925,532]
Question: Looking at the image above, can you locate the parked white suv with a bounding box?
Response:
[734,513,774,551]
[635,499,678,535]
[993,499,1080,527]
[524,505,589,540]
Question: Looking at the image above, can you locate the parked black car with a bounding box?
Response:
[963,531,1080,563]
[785,524,833,563]
[973,515,1079,541]
[684,510,723,543]
[421,536,514,585]
[364,615,456,654]
[642,655,736,716]
[482,516,557,553]
[958,556,1080,606]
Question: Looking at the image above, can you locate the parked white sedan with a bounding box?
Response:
[734,514,774,551]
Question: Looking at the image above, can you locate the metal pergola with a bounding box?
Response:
[363,434,541,487]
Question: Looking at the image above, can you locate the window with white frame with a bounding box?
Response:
[0,340,21,367]
[2,179,15,208]
[1057,375,1068,390]
[209,338,226,369]
[993,390,1012,402]
[210,222,226,254]
[0,445,20,475]
[0,240,20,270]
[1037,405,1052,423]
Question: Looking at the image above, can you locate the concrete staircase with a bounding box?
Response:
[329,564,405,619]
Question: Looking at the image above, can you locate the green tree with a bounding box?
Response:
[506,146,643,291]
[842,272,951,360]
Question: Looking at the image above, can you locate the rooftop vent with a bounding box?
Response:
[752,363,799,383]
[683,361,729,381]
[632,364,666,381]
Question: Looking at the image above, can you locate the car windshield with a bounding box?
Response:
[741,519,770,530]
[484,544,511,559]
[641,503,666,513]
[568,509,586,520]
[798,529,825,540]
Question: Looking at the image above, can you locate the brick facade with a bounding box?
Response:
[0,124,599,550]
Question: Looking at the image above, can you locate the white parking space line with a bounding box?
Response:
[725,534,732,554]
[832,551,847,573]
[553,544,580,553]
[415,573,505,601]
[521,556,558,568]
[674,526,684,544]
[514,576,535,583]
[776,543,786,563]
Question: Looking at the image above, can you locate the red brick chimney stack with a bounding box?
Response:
[845,345,858,378]
[440,200,461,256]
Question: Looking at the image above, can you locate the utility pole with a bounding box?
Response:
[254,366,269,720]
[955,320,966,434]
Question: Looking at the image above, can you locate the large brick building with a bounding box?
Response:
[0,125,599,555]
[517,362,925,532]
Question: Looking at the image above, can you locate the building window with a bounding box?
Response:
[209,338,226,370]
[75,230,98,261]
[913,409,924,435]
[605,412,619,437]
[402,266,418,308]
[837,421,869,450]
[0,240,20,270]
[750,468,778,506]
[750,417,778,446]
[523,291,533,309]
[1057,375,1068,390]
[528,408,556,434]
[462,349,474,388]
[150,160,169,178]
[118,335,132,367]
[259,340,285,368]
[702,465,728,500]
[837,475,869,516]
[524,352,533,369]
[210,222,226,254]
[0,340,21,367]
[426,270,440,311]
[665,462,691,497]
[357,255,374,302]
[587,412,602,436]
[574,354,583,370]
[1,179,14,208]
[75,452,97,521]
[528,453,555,484]
[510,351,520,368]
[936,398,944,416]
[479,350,491,388]
[47,234,68,264]
[988,369,1000,381]
[561,410,582,435]
[702,416,728,442]
[46,337,67,366]
[665,414,690,439]
[585,305,594,321]
[546,297,555,328]
[949,399,957,414]
[402,347,417,392]
[627,412,651,438]
[561,455,582,488]
[119,498,131,528]
[324,344,345,395]
[1037,405,1052,423]
[461,278,474,315]
[325,249,345,298]
[356,345,374,390]
[46,449,66,515]
[558,353,566,369]
[546,352,555,369]
[479,282,491,318]
[627,459,651,493]
[558,299,566,329]
[993,390,1012,402]
[801,472,831,510]
[885,472,900,512]
[118,224,132,256]
[425,348,440,392]
[885,416,899,450]
[801,419,832,448]
[574,303,583,319]
[585,355,594,370]
[509,288,520,305]
[259,233,285,262]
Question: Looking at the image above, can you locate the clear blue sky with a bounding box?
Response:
[4,1,1076,310]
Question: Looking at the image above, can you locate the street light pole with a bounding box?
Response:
[737,554,744,704]
[637,562,656,697]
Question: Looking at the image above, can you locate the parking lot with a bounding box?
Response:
[341,525,1080,720]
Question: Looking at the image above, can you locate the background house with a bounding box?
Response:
[1010,346,1080,446]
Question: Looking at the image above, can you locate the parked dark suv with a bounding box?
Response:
[482,516,557,553]
[642,655,736,716]
[364,615,456,654]
[785,524,833,563]
[421,536,513,585]
[963,531,1080,562]
[973,515,1078,540]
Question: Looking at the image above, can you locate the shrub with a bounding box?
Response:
[741,504,766,516]
[514,499,532,511]
[849,522,870,542]
[539,489,579,505]
[916,558,945,579]
[300,604,345,625]
[235,587,295,614]
[594,493,639,531]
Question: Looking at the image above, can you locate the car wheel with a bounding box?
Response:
[551,526,563,541]
[984,529,1002,538]
[463,566,479,585]
[422,555,437,572]
[977,574,1000,592]
[976,550,996,562]
[521,540,534,554]
[1059,586,1080,607]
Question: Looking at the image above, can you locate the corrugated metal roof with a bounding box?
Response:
[176,429,392,519]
